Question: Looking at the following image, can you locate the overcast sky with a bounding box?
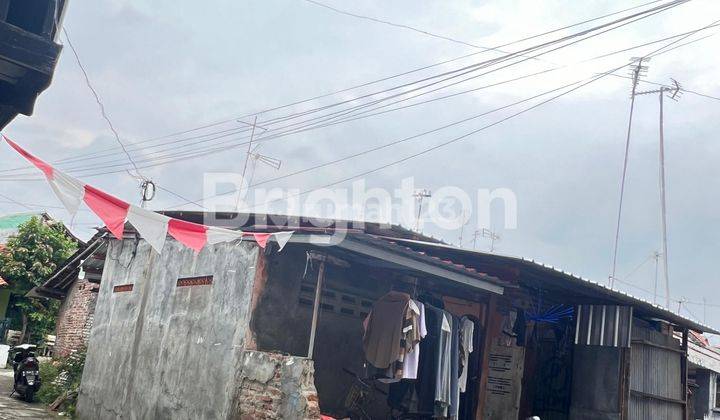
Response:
[1,0,719,329]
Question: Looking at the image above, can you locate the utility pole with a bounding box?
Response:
[635,78,681,309]
[610,57,649,289]
[413,189,431,232]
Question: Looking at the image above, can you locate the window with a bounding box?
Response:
[4,0,54,36]
[715,375,720,409]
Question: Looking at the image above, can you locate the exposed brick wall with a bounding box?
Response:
[54,277,99,358]
[234,350,321,420]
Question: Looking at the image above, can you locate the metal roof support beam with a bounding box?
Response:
[337,238,504,295]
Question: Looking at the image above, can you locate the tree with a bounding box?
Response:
[0,216,77,343]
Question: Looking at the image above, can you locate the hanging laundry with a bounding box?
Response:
[458,316,475,393]
[433,308,453,418]
[450,313,461,419]
[402,300,427,380]
[363,291,413,369]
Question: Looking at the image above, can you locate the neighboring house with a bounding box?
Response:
[0,212,82,345]
[57,211,717,420]
[0,0,68,129]
[28,232,105,357]
[683,331,720,420]
[0,213,48,339]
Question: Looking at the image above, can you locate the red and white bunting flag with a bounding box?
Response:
[127,206,170,253]
[83,185,130,239]
[167,219,207,253]
[206,226,244,245]
[251,232,272,249]
[5,138,271,254]
[273,231,294,251]
[4,136,85,216]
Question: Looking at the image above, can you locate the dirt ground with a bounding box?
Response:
[0,368,57,419]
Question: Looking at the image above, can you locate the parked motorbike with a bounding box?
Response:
[10,344,41,402]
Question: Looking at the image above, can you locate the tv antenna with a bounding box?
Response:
[413,189,431,232]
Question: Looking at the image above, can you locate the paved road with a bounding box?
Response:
[0,368,57,419]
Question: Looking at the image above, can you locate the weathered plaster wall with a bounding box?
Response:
[54,276,98,357]
[77,238,259,420]
[231,350,320,420]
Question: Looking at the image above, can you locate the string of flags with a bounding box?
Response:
[3,136,294,254]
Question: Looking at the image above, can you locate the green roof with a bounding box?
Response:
[0,212,44,244]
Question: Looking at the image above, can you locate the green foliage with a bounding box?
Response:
[37,361,61,403]
[0,216,77,341]
[37,349,87,418]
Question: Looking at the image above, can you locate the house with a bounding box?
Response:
[0,212,81,345]
[28,231,105,357]
[0,0,67,129]
[1,212,51,339]
[56,211,717,420]
[683,331,720,419]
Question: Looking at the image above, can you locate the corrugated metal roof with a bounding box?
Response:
[376,237,720,335]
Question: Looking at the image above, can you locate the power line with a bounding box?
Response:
[225,17,714,221]
[609,16,719,295]
[0,193,33,211]
[2,1,693,180]
[154,185,207,210]
[302,0,545,61]
[41,11,708,184]
[0,199,91,212]
[171,76,587,207]
[1,24,702,185]
[124,0,669,144]
[62,27,143,180]
[0,0,686,176]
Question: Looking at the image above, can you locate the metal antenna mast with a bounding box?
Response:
[653,251,661,304]
[635,77,681,309]
[235,116,271,209]
[610,58,648,288]
[481,228,501,252]
[413,189,432,232]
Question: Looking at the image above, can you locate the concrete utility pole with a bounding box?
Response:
[413,189,431,232]
[635,78,681,310]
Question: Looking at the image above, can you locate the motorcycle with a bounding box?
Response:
[10,344,41,402]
